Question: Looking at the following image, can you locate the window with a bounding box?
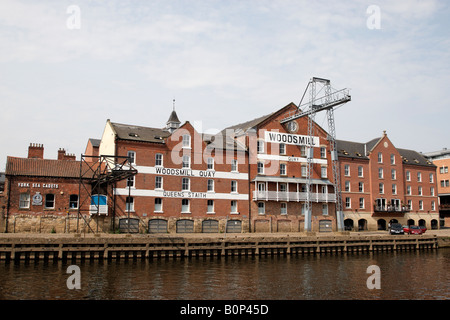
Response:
[155,176,163,189]
[19,193,30,209]
[280,143,286,155]
[182,134,191,148]
[378,152,383,163]
[378,168,384,179]
[301,203,307,215]
[419,200,423,211]
[431,187,435,196]
[182,155,190,168]
[125,197,134,212]
[322,204,328,215]
[406,171,411,181]
[231,180,237,193]
[258,202,265,214]
[407,185,411,195]
[155,153,163,166]
[181,199,190,212]
[429,173,434,183]
[441,180,450,187]
[231,159,238,172]
[358,166,363,177]
[280,183,287,192]
[432,201,436,211]
[417,172,422,182]
[440,166,448,174]
[407,200,412,210]
[231,200,238,213]
[345,181,350,192]
[127,175,135,188]
[344,165,350,176]
[127,151,136,164]
[321,166,327,178]
[391,169,396,180]
[390,154,395,165]
[257,140,264,153]
[207,200,214,213]
[392,184,397,195]
[359,198,365,209]
[45,194,55,209]
[207,157,214,170]
[418,186,422,196]
[182,178,190,191]
[358,182,364,193]
[155,198,162,212]
[300,146,307,157]
[281,202,287,215]
[69,195,79,209]
[345,197,351,208]
[379,183,384,194]
[320,147,326,159]
[301,166,307,177]
[280,163,287,176]
[257,162,264,174]
[207,179,214,192]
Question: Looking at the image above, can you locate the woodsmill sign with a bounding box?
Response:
[265,131,319,147]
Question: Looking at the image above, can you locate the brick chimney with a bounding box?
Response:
[58,148,76,161]
[28,143,44,159]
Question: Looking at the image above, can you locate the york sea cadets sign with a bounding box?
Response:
[264,131,319,147]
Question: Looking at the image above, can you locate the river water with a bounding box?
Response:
[0,249,448,300]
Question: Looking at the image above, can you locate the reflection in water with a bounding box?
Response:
[0,249,448,300]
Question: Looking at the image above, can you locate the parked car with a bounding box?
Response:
[389,223,404,235]
[418,225,427,233]
[404,225,423,235]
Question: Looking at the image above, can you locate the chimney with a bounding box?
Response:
[28,143,44,159]
[58,148,76,161]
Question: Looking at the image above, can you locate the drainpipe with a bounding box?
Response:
[5,175,12,233]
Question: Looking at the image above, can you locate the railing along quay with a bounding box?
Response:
[0,234,440,262]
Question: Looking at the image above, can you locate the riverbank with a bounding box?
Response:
[0,229,446,262]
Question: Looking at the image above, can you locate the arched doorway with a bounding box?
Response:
[377,219,386,230]
[407,219,415,226]
[418,219,426,227]
[431,219,438,229]
[344,219,354,231]
[148,219,168,234]
[358,219,367,231]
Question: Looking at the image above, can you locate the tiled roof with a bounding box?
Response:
[5,157,94,179]
[336,139,435,167]
[111,122,171,144]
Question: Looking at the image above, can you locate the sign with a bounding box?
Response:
[265,131,319,147]
[17,183,59,189]
[32,192,43,206]
[155,167,216,178]
[163,191,207,198]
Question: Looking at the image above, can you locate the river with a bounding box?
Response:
[0,249,448,300]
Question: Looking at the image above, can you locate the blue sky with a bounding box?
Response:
[1,0,450,170]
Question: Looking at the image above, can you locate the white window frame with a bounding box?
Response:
[207,157,214,170]
[280,163,287,176]
[231,159,238,172]
[258,202,265,215]
[207,199,214,214]
[155,176,163,190]
[45,194,55,209]
[125,196,134,212]
[19,193,30,209]
[182,177,190,191]
[231,180,238,193]
[207,179,214,192]
[181,199,190,213]
[127,151,136,164]
[182,155,190,168]
[182,134,191,148]
[281,202,287,215]
[155,153,163,167]
[231,200,238,214]
[154,198,163,212]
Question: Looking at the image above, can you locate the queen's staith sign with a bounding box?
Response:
[265,131,319,147]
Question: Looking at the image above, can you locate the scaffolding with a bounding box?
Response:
[77,154,138,233]
[281,77,351,231]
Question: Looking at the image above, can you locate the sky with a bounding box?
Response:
[1,0,450,170]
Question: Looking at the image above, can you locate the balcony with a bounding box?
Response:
[253,191,336,202]
[373,205,410,213]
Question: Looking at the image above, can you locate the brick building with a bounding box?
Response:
[337,132,439,231]
[2,144,99,233]
[423,148,450,227]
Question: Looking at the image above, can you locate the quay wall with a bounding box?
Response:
[0,233,443,262]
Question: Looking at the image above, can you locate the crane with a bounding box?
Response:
[280,77,351,232]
